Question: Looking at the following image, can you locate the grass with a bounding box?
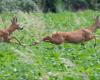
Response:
[0,10,100,80]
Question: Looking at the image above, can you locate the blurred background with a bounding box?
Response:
[0,0,100,13]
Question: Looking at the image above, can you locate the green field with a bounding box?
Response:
[0,10,100,80]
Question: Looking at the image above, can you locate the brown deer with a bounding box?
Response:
[0,16,23,45]
[32,16,100,46]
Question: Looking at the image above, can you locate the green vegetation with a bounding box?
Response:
[0,0,100,12]
[0,10,100,80]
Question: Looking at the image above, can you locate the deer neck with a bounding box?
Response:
[6,25,17,34]
[87,23,97,32]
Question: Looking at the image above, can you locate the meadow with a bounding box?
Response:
[0,10,100,80]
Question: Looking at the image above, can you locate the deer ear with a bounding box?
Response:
[14,16,17,22]
[96,16,99,20]
[94,16,99,22]
[11,16,17,23]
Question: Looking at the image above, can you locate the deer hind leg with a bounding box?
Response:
[49,36,64,44]
[87,35,96,48]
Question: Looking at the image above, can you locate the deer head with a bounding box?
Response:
[11,16,23,30]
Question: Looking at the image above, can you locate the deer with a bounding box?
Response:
[0,16,24,45]
[32,16,100,47]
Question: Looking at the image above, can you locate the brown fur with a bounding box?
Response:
[0,16,23,44]
[32,16,100,45]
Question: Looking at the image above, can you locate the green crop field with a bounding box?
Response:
[0,10,100,80]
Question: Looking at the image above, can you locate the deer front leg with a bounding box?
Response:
[3,36,10,43]
[8,36,24,46]
[80,41,86,49]
[93,36,96,48]
[87,35,96,47]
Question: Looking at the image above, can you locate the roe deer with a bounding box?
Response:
[32,16,100,46]
[0,16,23,45]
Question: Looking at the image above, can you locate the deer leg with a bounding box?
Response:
[81,42,85,46]
[93,36,96,48]
[9,36,25,47]
[47,36,64,44]
[80,42,86,49]
[32,36,64,46]
[3,36,10,43]
[31,41,40,46]
[10,36,21,44]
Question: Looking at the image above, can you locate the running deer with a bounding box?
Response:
[0,16,23,45]
[32,16,100,46]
